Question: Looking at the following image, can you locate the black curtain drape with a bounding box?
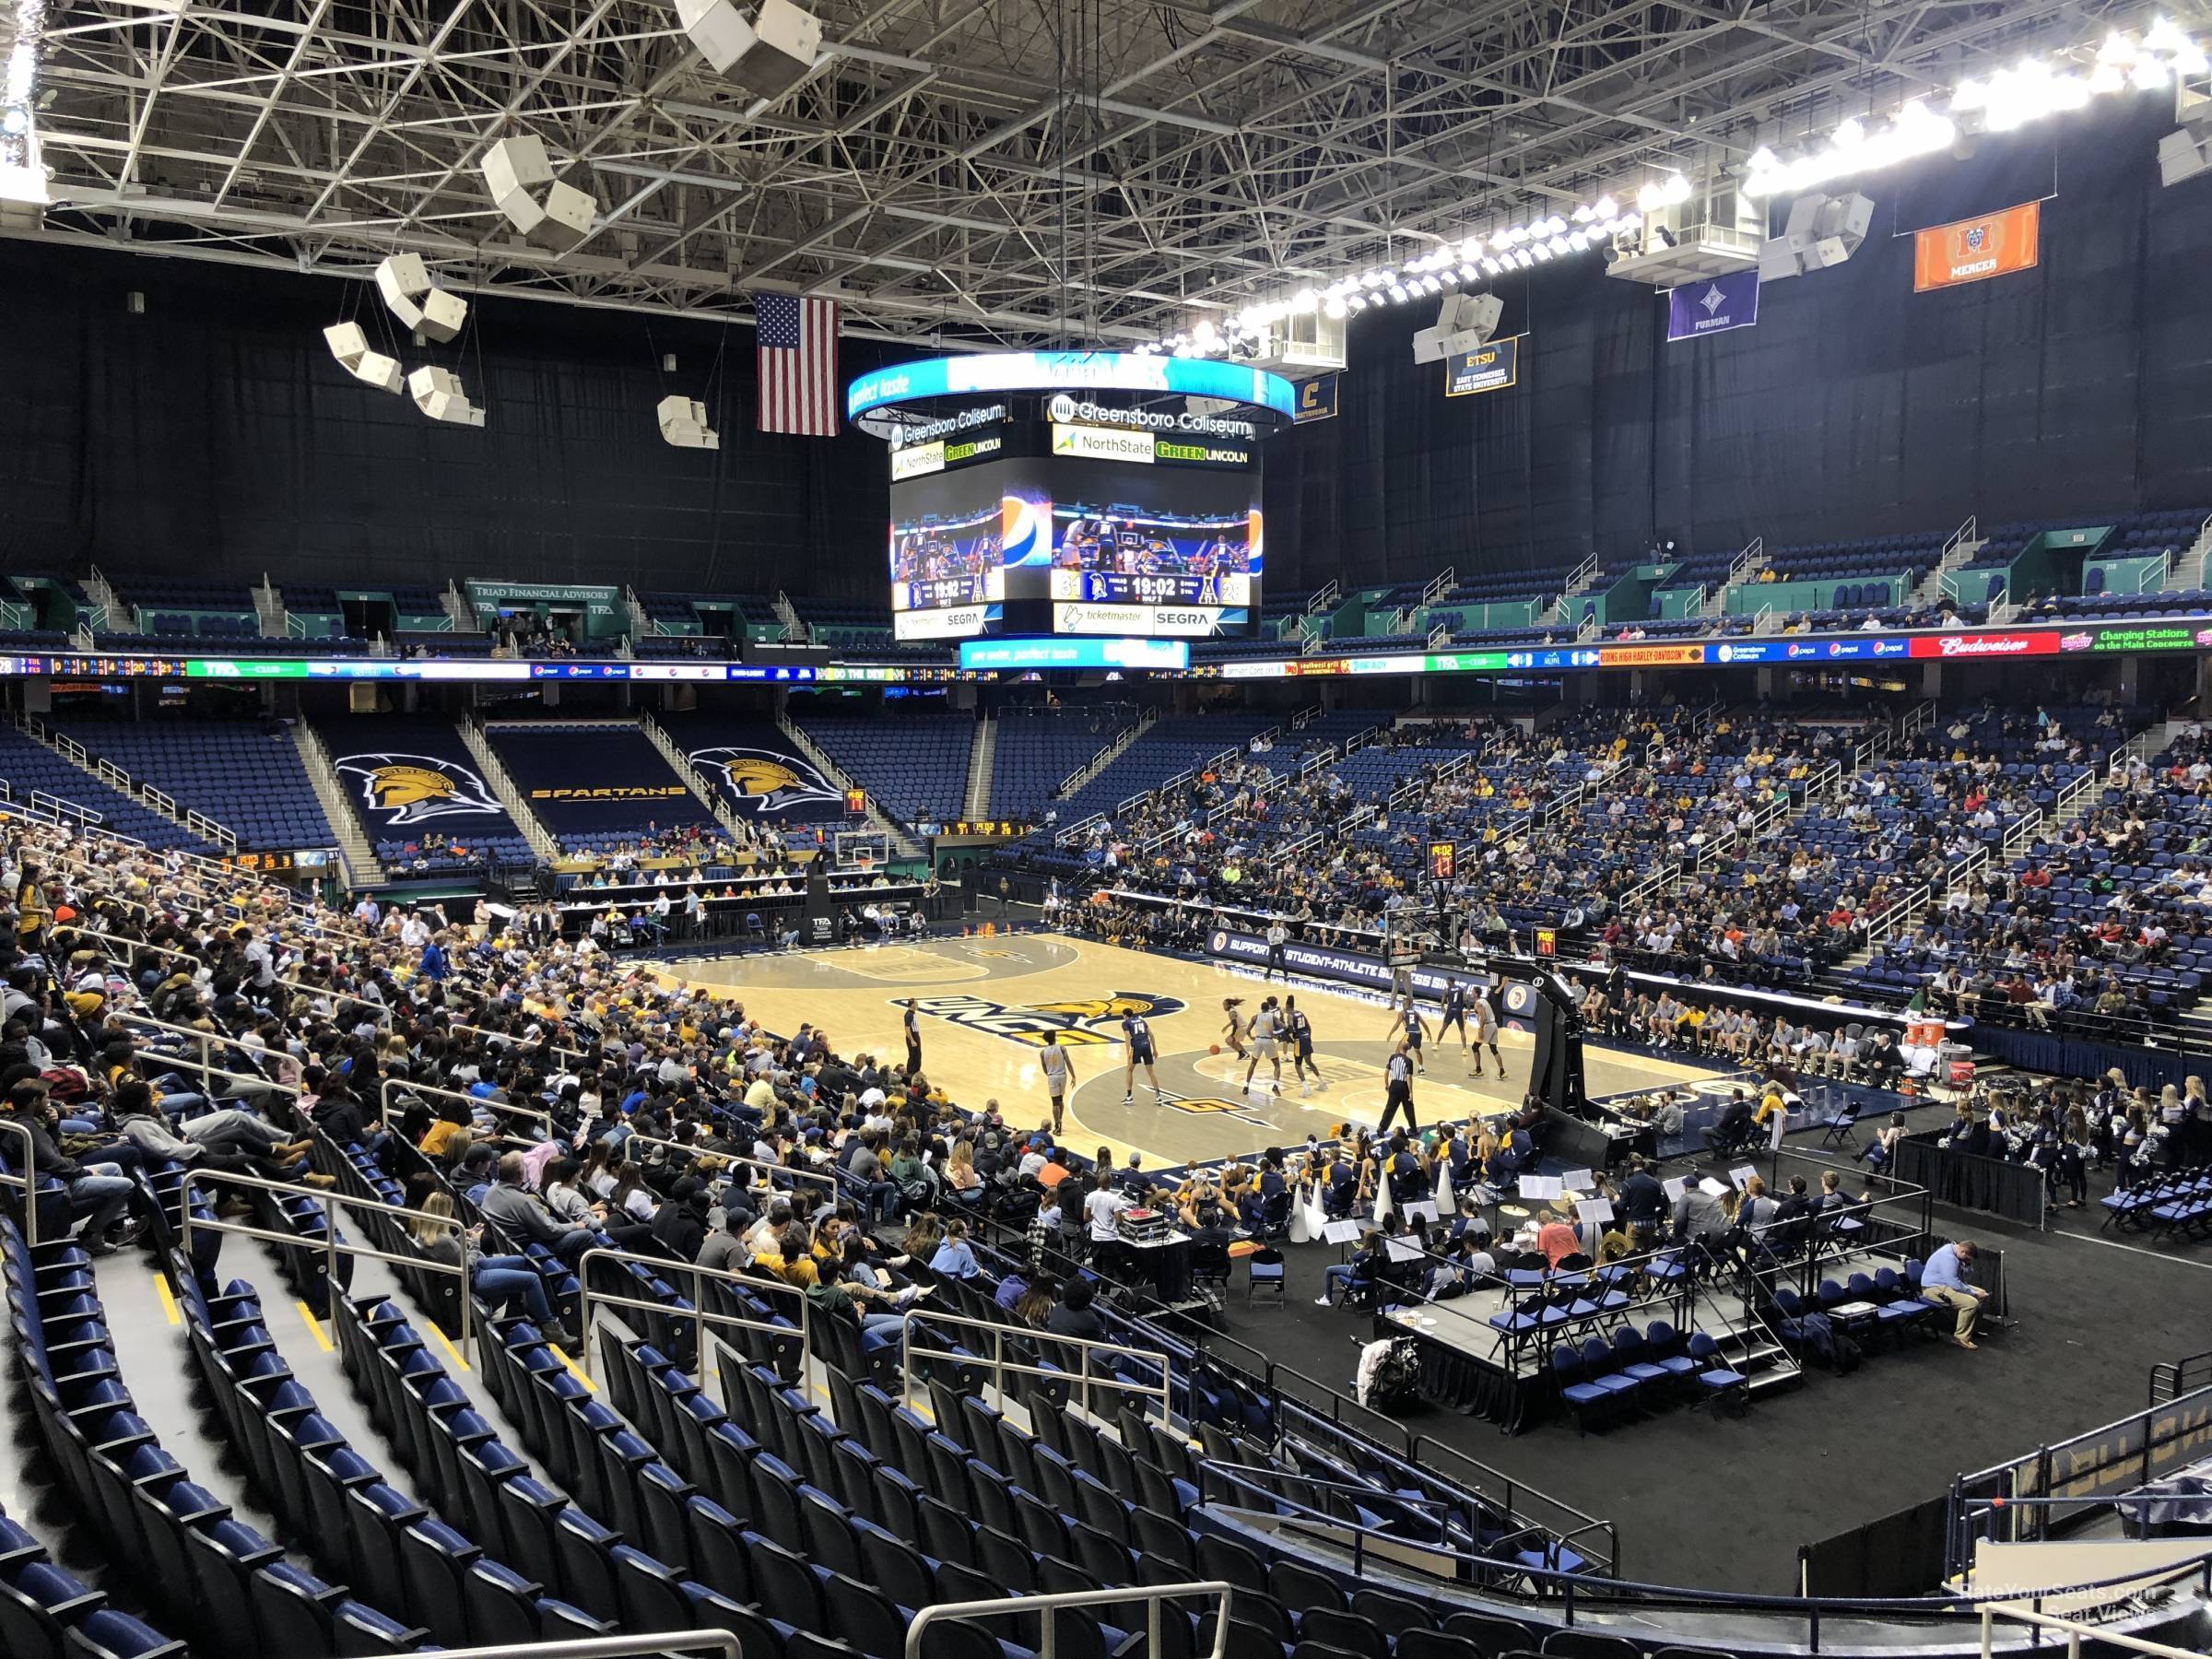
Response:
[0,247,899,598]
[1262,97,2212,593]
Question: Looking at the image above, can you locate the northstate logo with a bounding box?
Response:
[688,747,843,816]
[334,752,503,826]
[899,992,1188,1048]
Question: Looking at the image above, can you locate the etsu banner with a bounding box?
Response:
[1914,201,2041,292]
[1667,269,1760,341]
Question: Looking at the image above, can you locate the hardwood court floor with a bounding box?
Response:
[661,934,1728,1166]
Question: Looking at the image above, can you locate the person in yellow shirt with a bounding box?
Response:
[418,1106,475,1161]
[769,1230,819,1290]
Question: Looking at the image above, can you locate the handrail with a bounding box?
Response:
[1978,1573,2212,1659]
[107,1005,299,1081]
[180,1167,478,1364]
[0,1115,39,1247]
[899,1304,1172,1419]
[441,1017,591,1064]
[1194,1452,2212,1630]
[906,1583,1230,1659]
[64,924,392,1027]
[429,1076,834,1202]
[575,1245,810,1395]
[402,1632,740,1659]
[1201,1458,1477,1581]
[2149,1347,2212,1405]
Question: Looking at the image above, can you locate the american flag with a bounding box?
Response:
[754,291,840,436]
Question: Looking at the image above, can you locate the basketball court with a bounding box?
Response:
[655,933,1731,1166]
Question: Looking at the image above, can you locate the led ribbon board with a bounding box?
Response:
[848,351,1297,433]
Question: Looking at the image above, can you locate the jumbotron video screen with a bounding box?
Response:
[886,403,1262,641]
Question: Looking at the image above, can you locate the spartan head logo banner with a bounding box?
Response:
[333,753,505,827]
[688,747,843,817]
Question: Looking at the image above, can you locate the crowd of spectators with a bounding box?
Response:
[0,815,1200,1349]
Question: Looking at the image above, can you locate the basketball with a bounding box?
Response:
[1209,1043,1221,1055]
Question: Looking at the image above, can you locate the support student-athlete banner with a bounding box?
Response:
[1914,201,2041,292]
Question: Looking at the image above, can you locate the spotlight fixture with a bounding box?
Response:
[375,253,466,343]
[480,134,594,252]
[323,322,402,394]
[406,365,484,427]
[677,0,821,100]
[656,394,720,449]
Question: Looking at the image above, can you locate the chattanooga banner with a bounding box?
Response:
[1666,269,1759,341]
[1914,200,2041,292]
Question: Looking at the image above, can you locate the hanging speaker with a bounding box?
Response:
[406,365,485,427]
[481,135,596,253]
[323,322,403,394]
[656,394,721,450]
[375,253,468,342]
[677,0,822,100]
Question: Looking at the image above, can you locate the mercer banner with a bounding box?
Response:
[1666,269,1760,341]
[1914,200,2041,292]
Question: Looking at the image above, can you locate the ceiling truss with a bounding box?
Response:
[9,0,2188,346]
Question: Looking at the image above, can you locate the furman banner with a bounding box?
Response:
[1667,269,1759,341]
[1914,200,2041,292]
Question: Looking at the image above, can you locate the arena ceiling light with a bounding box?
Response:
[1246,186,1648,333]
[1180,20,2207,357]
[406,365,484,427]
[0,0,48,229]
[1744,20,2209,199]
[375,252,467,343]
[322,322,402,394]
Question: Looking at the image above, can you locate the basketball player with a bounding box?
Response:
[1039,1033,1076,1135]
[1221,997,1250,1060]
[1386,994,1427,1075]
[1242,996,1284,1096]
[1379,1041,1418,1135]
[1122,1006,1163,1105]
[1285,995,1323,1095]
[1469,982,1506,1079]
[1439,980,1471,1057]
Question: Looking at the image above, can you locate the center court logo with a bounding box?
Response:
[334,753,503,826]
[688,747,843,816]
[899,991,1187,1048]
